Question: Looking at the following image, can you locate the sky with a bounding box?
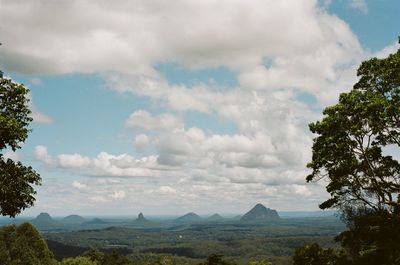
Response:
[0,0,399,217]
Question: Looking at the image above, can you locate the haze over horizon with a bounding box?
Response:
[0,0,399,216]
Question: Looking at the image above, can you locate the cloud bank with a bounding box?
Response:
[2,0,397,213]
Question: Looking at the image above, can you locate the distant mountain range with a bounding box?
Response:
[29,213,108,230]
[27,203,283,230]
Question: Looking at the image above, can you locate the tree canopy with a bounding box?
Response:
[293,243,348,265]
[307,47,400,213]
[305,44,400,264]
[0,223,56,265]
[0,71,41,217]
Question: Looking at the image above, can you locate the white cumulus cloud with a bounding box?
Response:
[34,145,54,165]
[125,110,183,132]
[72,181,89,190]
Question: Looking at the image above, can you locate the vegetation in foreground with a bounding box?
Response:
[0,222,279,265]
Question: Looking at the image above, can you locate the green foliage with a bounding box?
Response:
[0,71,32,151]
[293,243,347,265]
[126,253,172,265]
[336,208,400,265]
[61,256,98,265]
[0,158,41,217]
[44,218,343,264]
[0,222,57,265]
[307,47,400,212]
[0,71,41,217]
[248,259,272,265]
[198,254,235,265]
[102,251,134,265]
[157,256,174,265]
[83,248,134,265]
[306,45,400,264]
[84,248,105,262]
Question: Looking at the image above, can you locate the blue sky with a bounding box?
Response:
[0,0,399,216]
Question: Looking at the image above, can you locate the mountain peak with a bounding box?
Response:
[207,213,224,221]
[241,203,280,222]
[62,214,86,223]
[37,212,52,219]
[130,212,155,227]
[34,212,55,223]
[137,212,146,221]
[175,212,201,223]
[30,212,57,230]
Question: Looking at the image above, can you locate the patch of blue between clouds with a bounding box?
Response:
[294,91,321,113]
[321,0,399,51]
[262,57,274,69]
[11,73,156,157]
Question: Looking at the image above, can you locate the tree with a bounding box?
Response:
[198,254,236,265]
[306,44,400,263]
[61,256,98,265]
[0,71,41,217]
[336,207,400,265]
[83,248,133,265]
[157,256,174,265]
[0,223,57,265]
[307,47,400,213]
[293,243,347,265]
[248,260,272,265]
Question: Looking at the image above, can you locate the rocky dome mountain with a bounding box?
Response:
[207,213,224,221]
[241,203,280,222]
[175,212,202,223]
[62,215,86,224]
[84,218,106,225]
[31,212,56,223]
[30,212,58,229]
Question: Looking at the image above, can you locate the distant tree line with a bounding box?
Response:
[0,222,279,265]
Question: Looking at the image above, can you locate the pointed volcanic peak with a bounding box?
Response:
[130,212,157,227]
[132,212,150,225]
[175,212,202,223]
[30,212,58,230]
[241,203,280,222]
[207,213,224,222]
[62,215,86,224]
[137,212,147,222]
